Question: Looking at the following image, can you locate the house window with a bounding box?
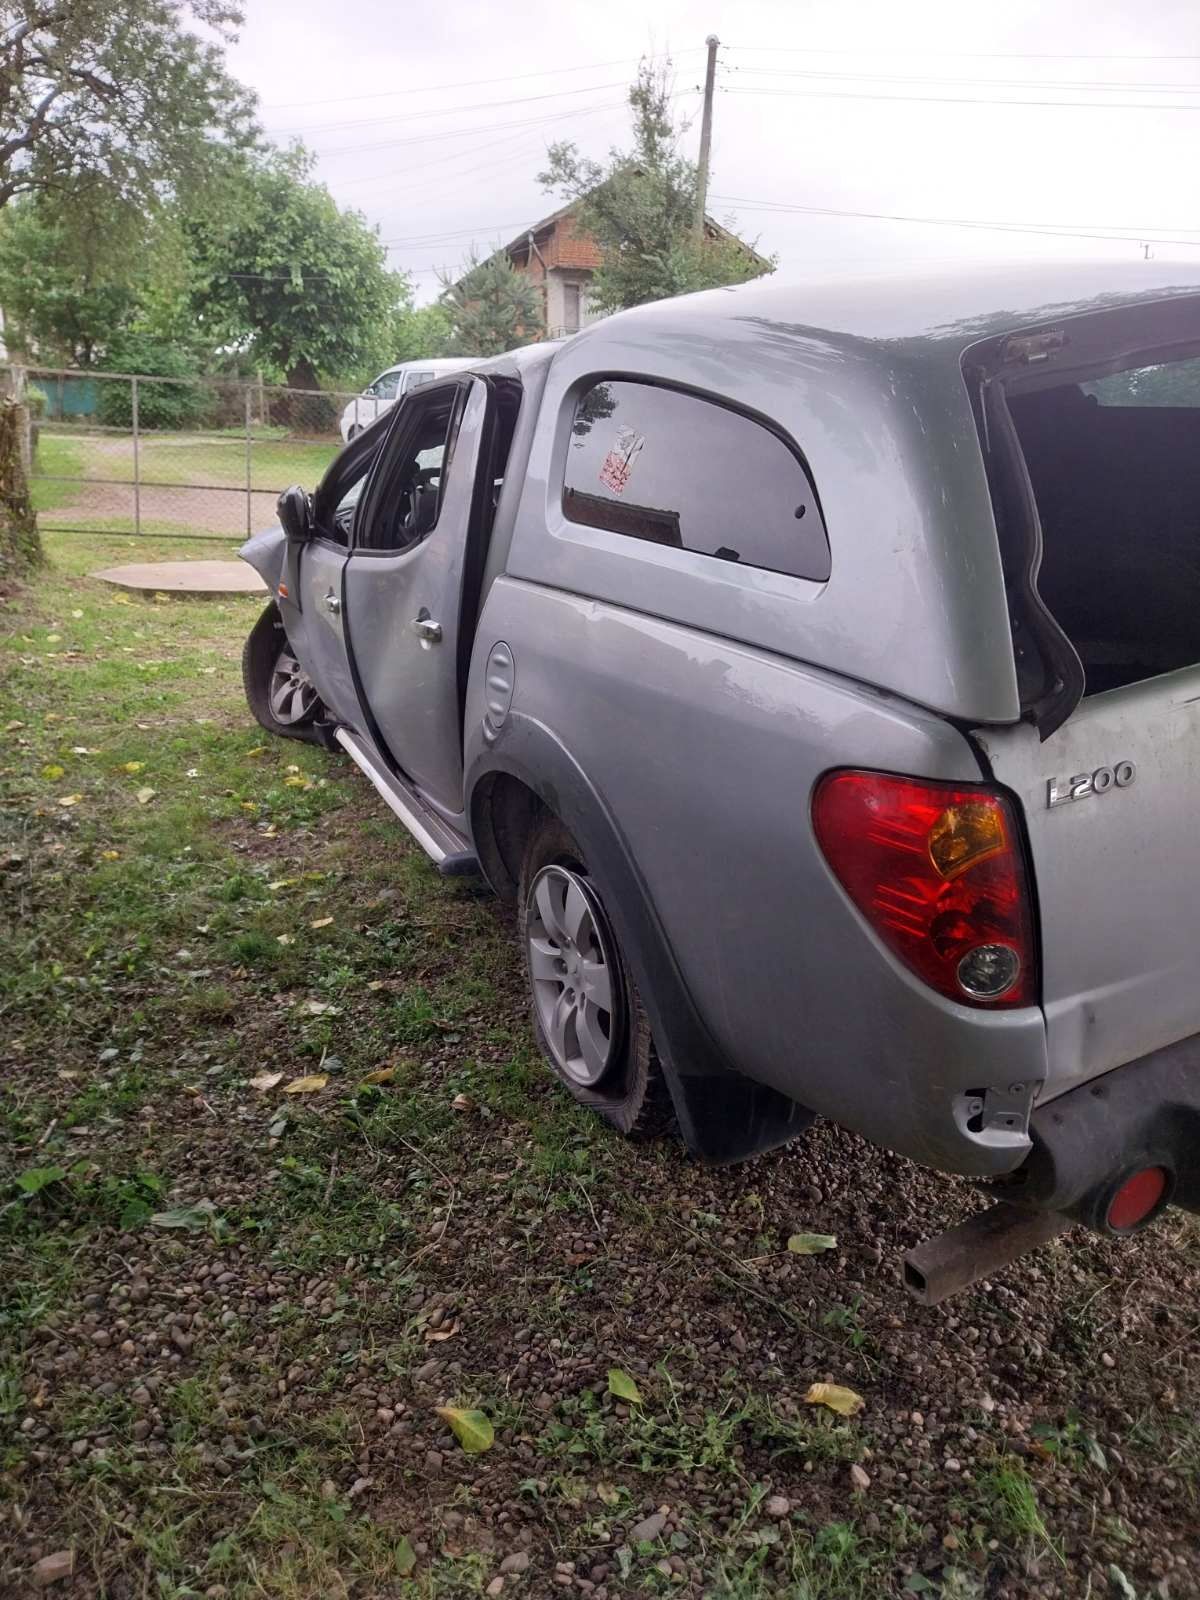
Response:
[563,282,581,333]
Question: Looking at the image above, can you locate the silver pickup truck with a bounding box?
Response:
[240,263,1200,1299]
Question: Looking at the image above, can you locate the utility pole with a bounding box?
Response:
[693,34,719,240]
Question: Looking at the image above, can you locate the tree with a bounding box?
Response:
[439,249,543,357]
[0,190,192,364]
[538,61,773,314]
[185,146,410,390]
[0,1,256,212]
[391,301,453,365]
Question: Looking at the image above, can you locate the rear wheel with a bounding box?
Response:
[242,603,323,742]
[518,814,674,1139]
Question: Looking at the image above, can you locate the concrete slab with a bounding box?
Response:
[92,560,268,598]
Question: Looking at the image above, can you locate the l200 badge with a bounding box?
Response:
[1046,762,1136,808]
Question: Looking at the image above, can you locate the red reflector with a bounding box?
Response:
[811,769,1037,1008]
[278,582,289,599]
[1107,1166,1168,1231]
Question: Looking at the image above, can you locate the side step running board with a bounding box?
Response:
[334,728,478,876]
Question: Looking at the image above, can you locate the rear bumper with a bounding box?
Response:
[1008,1031,1200,1228]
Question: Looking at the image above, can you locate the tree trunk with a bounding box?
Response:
[0,398,43,583]
[286,358,319,392]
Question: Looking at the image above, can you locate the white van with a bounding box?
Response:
[338,358,479,441]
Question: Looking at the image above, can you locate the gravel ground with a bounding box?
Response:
[2,540,1199,1600]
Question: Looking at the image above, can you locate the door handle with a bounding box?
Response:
[324,591,341,614]
[412,615,442,645]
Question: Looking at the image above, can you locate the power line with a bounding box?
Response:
[725,44,1200,62]
[725,65,1200,92]
[709,193,1200,249]
[312,98,629,158]
[721,84,1200,111]
[263,50,698,112]
[266,78,636,137]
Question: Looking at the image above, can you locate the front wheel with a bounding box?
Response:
[242,603,324,742]
[517,814,674,1139]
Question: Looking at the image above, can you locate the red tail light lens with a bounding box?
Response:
[812,769,1037,1008]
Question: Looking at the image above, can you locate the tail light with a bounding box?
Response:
[812,769,1037,1008]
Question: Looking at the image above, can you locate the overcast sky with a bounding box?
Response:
[227,0,1199,304]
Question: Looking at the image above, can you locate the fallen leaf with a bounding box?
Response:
[267,878,296,891]
[435,1406,494,1454]
[424,1319,460,1343]
[70,746,92,755]
[120,761,144,774]
[451,1093,476,1112]
[249,1071,284,1092]
[111,592,131,604]
[367,979,387,992]
[42,764,65,780]
[150,1201,218,1231]
[607,1369,643,1405]
[284,1074,328,1095]
[396,1537,417,1578]
[361,1067,397,1085]
[45,633,60,643]
[5,720,24,731]
[246,746,268,758]
[100,850,120,861]
[787,1232,838,1255]
[284,774,312,788]
[276,933,294,945]
[57,793,83,807]
[309,915,333,929]
[1108,1566,1137,1600]
[596,1482,621,1506]
[299,1000,340,1017]
[71,609,83,619]
[804,1383,865,1417]
[239,801,258,812]
[135,786,156,805]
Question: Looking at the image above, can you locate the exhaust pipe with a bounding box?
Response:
[904,1202,1071,1305]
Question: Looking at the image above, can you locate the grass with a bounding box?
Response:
[1,533,1197,1598]
[29,432,85,513]
[35,427,339,493]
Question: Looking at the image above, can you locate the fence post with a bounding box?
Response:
[131,375,141,537]
[245,384,253,539]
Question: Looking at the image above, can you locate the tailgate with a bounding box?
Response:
[976,668,1200,1100]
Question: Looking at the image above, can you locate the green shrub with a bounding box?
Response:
[98,335,206,430]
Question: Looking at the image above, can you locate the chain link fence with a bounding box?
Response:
[7,365,376,542]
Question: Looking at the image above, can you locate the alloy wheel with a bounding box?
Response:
[526,864,622,1087]
[269,647,319,726]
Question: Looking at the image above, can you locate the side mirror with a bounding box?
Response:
[277,484,313,544]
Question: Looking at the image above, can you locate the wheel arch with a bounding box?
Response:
[466,716,815,1163]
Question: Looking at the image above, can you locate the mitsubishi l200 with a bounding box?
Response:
[240,264,1200,1299]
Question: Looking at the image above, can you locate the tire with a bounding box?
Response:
[241,603,324,743]
[517,813,675,1139]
